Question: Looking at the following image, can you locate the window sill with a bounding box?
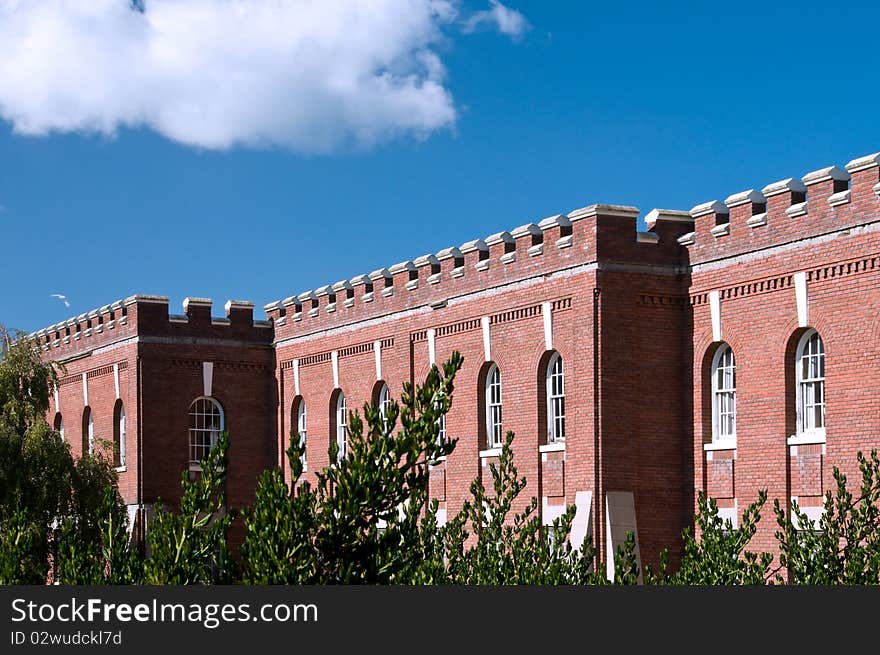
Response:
[787,432,826,446]
[703,440,737,451]
[188,463,202,472]
[479,447,502,458]
[114,465,127,473]
[539,442,566,453]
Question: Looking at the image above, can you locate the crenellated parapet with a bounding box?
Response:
[266,203,691,341]
[30,295,272,358]
[681,151,880,265]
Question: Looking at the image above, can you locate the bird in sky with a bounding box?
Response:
[50,294,70,308]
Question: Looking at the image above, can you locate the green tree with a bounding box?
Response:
[241,353,461,584]
[774,450,880,585]
[143,431,234,584]
[647,490,772,585]
[0,325,125,584]
[439,431,603,585]
[56,485,143,585]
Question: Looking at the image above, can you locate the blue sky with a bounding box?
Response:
[1,0,878,333]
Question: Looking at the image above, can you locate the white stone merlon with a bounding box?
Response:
[845,152,880,173]
[567,204,639,221]
[644,208,693,228]
[802,165,850,186]
[263,300,281,312]
[296,290,316,303]
[281,295,299,307]
[484,231,513,246]
[459,239,488,254]
[746,212,768,228]
[538,213,571,230]
[710,223,730,238]
[724,189,766,208]
[389,260,416,274]
[436,246,462,261]
[786,202,808,218]
[183,297,211,313]
[828,190,851,207]
[314,285,332,297]
[413,254,439,268]
[349,274,370,287]
[332,280,353,293]
[762,177,807,197]
[130,294,168,305]
[368,268,392,282]
[690,200,728,218]
[510,223,541,238]
[224,301,253,317]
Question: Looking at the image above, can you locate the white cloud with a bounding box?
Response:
[0,0,472,152]
[463,0,528,38]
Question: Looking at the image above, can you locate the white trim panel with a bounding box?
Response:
[427,328,436,366]
[202,362,214,397]
[542,301,553,350]
[481,316,491,362]
[373,340,382,381]
[709,290,722,342]
[794,272,808,328]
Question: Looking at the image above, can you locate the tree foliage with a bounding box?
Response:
[5,328,880,586]
[774,450,880,585]
[143,431,235,584]
[0,325,124,584]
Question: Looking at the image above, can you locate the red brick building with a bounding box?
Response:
[31,150,880,571]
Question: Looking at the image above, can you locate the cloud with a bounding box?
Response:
[463,0,529,39]
[0,0,470,152]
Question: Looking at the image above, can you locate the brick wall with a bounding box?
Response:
[32,150,880,575]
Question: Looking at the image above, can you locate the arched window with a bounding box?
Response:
[378,383,391,429]
[711,344,736,444]
[796,330,825,437]
[113,400,126,468]
[82,407,94,456]
[485,363,503,448]
[546,353,565,443]
[189,397,224,465]
[335,391,347,459]
[436,406,447,445]
[292,397,307,469]
[54,413,64,441]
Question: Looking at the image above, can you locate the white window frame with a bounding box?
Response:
[296,398,307,469]
[336,392,347,459]
[485,364,503,449]
[436,410,447,445]
[546,353,565,444]
[378,383,391,431]
[88,412,94,454]
[188,396,224,467]
[711,344,737,446]
[118,403,126,468]
[795,329,825,442]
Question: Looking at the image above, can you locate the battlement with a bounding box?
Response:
[266,202,693,342]
[680,151,880,265]
[30,295,273,358]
